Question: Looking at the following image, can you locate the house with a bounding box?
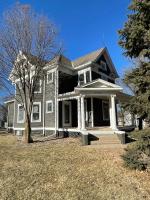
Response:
[5,47,134,137]
[0,104,7,128]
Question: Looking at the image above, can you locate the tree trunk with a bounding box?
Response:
[22,115,33,143]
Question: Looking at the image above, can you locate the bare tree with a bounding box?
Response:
[0,3,60,143]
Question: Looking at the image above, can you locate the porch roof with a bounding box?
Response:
[75,79,123,92]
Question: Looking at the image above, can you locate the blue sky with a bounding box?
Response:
[0,0,132,76]
[0,0,132,102]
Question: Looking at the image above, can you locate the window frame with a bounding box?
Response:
[78,67,92,85]
[46,100,53,113]
[17,104,25,123]
[47,70,54,84]
[102,100,109,121]
[31,102,41,123]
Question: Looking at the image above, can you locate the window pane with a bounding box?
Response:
[79,74,84,85]
[86,71,90,83]
[47,102,52,112]
[33,113,39,120]
[33,105,39,113]
[48,73,53,82]
[19,106,24,121]
[34,80,40,92]
[32,104,40,121]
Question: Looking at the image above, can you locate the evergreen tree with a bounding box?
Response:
[118,0,150,120]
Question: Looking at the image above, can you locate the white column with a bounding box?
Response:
[110,95,117,130]
[91,97,94,127]
[77,97,81,130]
[81,96,86,130]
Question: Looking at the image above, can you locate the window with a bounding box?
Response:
[79,73,84,85]
[86,71,90,83]
[47,71,53,83]
[100,61,107,71]
[34,80,42,93]
[32,102,41,122]
[102,101,109,121]
[17,104,25,123]
[46,101,53,113]
[78,68,91,85]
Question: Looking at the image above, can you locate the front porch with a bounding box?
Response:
[58,93,118,132]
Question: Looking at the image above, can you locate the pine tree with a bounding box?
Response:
[118,0,150,120]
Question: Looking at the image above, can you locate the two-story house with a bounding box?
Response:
[5,47,131,137]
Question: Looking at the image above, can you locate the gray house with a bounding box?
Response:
[5,47,131,136]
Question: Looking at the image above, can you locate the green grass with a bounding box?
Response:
[0,134,150,200]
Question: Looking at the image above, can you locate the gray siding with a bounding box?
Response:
[8,102,14,127]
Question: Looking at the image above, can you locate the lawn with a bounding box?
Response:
[0,134,150,200]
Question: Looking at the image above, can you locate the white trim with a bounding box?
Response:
[78,67,92,85]
[4,99,15,104]
[62,101,72,127]
[34,80,42,94]
[75,88,122,91]
[73,61,92,70]
[13,127,55,131]
[43,76,46,135]
[91,97,94,127]
[102,100,109,121]
[31,102,41,123]
[17,104,25,123]
[46,100,53,113]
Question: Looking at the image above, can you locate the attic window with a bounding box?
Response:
[100,61,107,71]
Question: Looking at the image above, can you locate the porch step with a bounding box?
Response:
[89,134,121,145]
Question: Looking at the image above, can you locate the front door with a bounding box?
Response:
[63,101,72,127]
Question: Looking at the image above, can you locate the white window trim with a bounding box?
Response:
[17,104,25,123]
[102,100,110,121]
[34,80,42,94]
[46,100,53,113]
[47,70,54,84]
[31,102,41,123]
[78,67,92,85]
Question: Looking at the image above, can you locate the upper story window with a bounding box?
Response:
[34,79,42,93]
[78,68,91,86]
[47,71,54,84]
[17,104,25,123]
[100,61,107,71]
[46,100,53,113]
[32,102,41,122]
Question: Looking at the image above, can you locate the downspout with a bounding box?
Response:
[13,84,16,134]
[55,66,59,135]
[43,75,46,136]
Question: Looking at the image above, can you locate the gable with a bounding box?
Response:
[77,79,122,90]
[94,50,118,78]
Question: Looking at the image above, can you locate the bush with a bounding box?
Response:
[122,129,150,171]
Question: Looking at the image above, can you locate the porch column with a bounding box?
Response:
[77,97,81,129]
[81,95,86,130]
[91,97,94,127]
[110,95,117,130]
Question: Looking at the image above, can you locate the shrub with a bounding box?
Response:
[122,129,150,171]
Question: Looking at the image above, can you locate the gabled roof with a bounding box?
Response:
[75,79,123,91]
[72,48,104,68]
